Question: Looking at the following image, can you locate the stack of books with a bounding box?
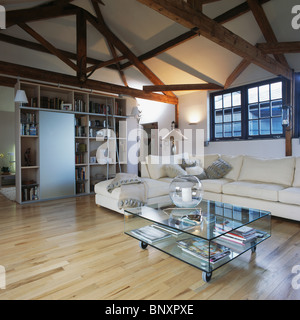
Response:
[214,221,257,246]
[177,238,231,264]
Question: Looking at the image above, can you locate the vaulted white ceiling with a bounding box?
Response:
[1,0,300,96]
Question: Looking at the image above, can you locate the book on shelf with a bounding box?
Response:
[76,181,86,194]
[177,238,231,263]
[20,123,38,136]
[75,167,86,181]
[115,102,123,116]
[22,184,39,202]
[24,97,38,108]
[74,99,86,112]
[130,225,171,243]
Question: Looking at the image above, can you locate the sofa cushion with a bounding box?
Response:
[238,156,295,186]
[221,155,244,181]
[293,157,300,187]
[222,181,286,202]
[201,178,231,194]
[278,187,300,206]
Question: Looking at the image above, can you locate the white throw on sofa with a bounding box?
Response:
[95,154,300,222]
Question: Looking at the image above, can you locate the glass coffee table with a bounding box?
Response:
[124,200,271,282]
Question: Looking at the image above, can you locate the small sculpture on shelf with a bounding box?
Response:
[24,148,31,166]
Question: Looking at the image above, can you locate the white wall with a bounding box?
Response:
[178,90,300,158]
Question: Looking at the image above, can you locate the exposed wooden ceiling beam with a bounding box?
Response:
[84,8,177,98]
[225,0,290,89]
[0,75,17,88]
[6,4,77,28]
[0,33,119,70]
[247,0,289,68]
[187,0,203,11]
[257,42,300,54]
[121,0,270,71]
[0,60,178,105]
[90,0,128,87]
[137,0,292,80]
[214,0,269,24]
[143,83,223,91]
[121,29,198,70]
[224,59,251,89]
[76,10,87,82]
[18,22,79,72]
[86,56,126,74]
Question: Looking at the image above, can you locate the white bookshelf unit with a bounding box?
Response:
[15,81,128,204]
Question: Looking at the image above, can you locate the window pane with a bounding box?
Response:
[271,117,283,135]
[232,91,241,106]
[224,109,232,122]
[248,87,258,104]
[233,122,241,137]
[259,84,270,102]
[223,93,232,108]
[260,119,270,135]
[249,120,259,136]
[271,100,282,117]
[260,102,270,118]
[249,104,258,119]
[271,82,282,100]
[233,107,241,121]
[215,124,223,138]
[215,110,223,123]
[224,123,232,137]
[215,95,222,109]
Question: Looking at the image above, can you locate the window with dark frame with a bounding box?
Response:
[210,78,289,141]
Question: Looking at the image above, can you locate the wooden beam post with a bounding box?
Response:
[76,10,87,82]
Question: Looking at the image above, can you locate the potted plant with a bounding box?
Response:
[0,153,10,174]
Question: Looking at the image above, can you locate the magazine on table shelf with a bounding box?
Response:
[177,238,231,263]
[214,220,257,246]
[130,225,171,243]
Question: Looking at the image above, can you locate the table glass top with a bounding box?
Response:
[125,200,270,241]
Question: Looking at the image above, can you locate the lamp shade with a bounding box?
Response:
[15,90,28,104]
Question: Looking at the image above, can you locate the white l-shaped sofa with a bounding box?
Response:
[95,153,300,222]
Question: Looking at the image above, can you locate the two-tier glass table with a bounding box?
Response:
[124,200,271,282]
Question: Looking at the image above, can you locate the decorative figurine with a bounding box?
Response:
[24,148,31,166]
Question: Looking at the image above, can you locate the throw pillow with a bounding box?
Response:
[205,158,232,179]
[186,166,204,175]
[180,158,197,170]
[195,171,208,180]
[164,164,187,178]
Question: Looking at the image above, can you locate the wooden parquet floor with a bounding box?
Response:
[0,194,299,300]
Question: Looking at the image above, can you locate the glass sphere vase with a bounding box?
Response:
[169,175,204,208]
